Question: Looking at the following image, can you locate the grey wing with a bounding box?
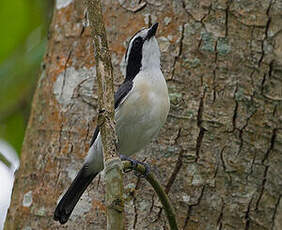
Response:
[114,80,133,109]
[89,126,100,147]
[89,80,133,146]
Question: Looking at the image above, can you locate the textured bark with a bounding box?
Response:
[5,0,282,230]
[122,161,178,230]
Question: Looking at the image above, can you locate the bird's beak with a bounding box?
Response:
[147,23,158,40]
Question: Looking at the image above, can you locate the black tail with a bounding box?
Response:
[54,165,98,224]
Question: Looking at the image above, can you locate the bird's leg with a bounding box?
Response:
[119,154,150,177]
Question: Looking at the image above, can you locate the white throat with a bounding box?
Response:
[141,37,161,70]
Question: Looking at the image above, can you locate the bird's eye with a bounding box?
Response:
[133,37,142,47]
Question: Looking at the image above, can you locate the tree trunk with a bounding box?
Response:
[5,0,282,229]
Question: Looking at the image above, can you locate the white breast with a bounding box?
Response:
[85,69,170,173]
[115,69,170,156]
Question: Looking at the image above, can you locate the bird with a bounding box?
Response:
[54,22,170,224]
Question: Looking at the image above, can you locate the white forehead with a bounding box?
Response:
[132,28,149,40]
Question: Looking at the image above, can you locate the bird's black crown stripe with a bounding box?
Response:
[125,36,144,82]
[125,28,145,61]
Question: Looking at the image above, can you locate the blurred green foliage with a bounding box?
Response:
[0,0,53,155]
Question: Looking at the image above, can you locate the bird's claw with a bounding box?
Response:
[120,155,150,177]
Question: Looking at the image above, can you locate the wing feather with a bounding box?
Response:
[89,80,133,146]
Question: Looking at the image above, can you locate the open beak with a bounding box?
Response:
[146,23,158,40]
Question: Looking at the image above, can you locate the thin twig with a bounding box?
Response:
[86,0,124,229]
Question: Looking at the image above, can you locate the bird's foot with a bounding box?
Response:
[120,155,150,178]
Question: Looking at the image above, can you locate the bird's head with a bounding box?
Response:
[124,23,160,81]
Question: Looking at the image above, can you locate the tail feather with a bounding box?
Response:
[54,165,98,224]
